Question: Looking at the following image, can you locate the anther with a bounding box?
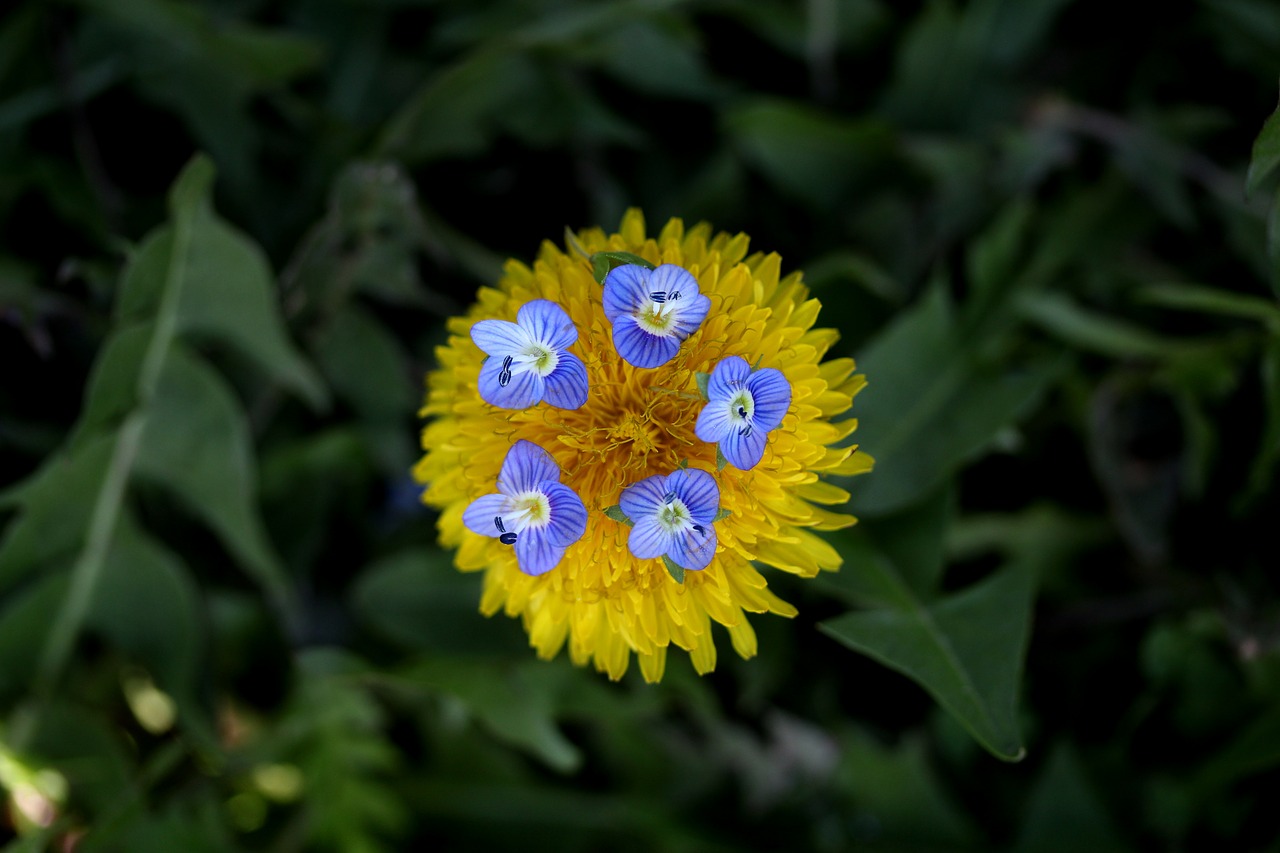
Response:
[499,532,518,545]
[737,405,747,419]
[691,524,705,534]
[498,355,513,387]
[494,517,506,533]
[739,425,753,437]
[650,291,667,303]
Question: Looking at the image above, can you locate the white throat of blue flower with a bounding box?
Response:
[497,343,560,388]
[635,287,686,336]
[729,390,755,437]
[657,493,707,537]
[493,490,552,544]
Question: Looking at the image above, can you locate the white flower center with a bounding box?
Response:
[513,344,560,377]
[508,490,552,531]
[658,498,696,535]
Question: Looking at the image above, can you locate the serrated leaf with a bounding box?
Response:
[134,343,295,623]
[662,555,685,584]
[603,505,633,526]
[820,563,1034,761]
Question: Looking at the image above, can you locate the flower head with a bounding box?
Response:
[695,356,792,470]
[621,469,720,572]
[603,263,710,368]
[416,210,872,683]
[471,299,588,409]
[462,440,587,575]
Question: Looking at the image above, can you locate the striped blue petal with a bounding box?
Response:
[478,356,544,409]
[613,315,681,368]
[462,493,512,538]
[543,351,588,410]
[721,423,769,470]
[669,523,717,571]
[619,473,669,521]
[602,264,651,322]
[514,530,565,576]
[694,397,733,443]
[498,440,561,495]
[629,518,673,560]
[665,292,711,339]
[471,318,530,356]
[708,356,751,401]
[542,482,588,547]
[518,299,578,350]
[746,368,791,430]
[667,468,719,524]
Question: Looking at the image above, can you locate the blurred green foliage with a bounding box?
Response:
[1,0,1280,849]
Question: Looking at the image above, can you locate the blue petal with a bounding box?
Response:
[478,356,544,409]
[498,440,561,495]
[708,356,751,401]
[721,424,769,470]
[471,319,530,356]
[613,316,681,368]
[648,264,699,299]
[619,473,669,521]
[629,518,673,560]
[515,531,565,576]
[694,398,733,443]
[543,352,588,409]
[602,264,652,322]
[666,468,720,523]
[666,293,711,339]
[542,482,588,547]
[518,299,578,350]
[746,368,791,430]
[462,493,511,538]
[669,523,717,571]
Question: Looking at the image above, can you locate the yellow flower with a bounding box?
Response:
[414,210,872,682]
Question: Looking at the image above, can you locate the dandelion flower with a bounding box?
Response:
[415,210,872,682]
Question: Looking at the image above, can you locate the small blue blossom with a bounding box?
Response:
[695,356,791,470]
[463,440,587,576]
[619,469,720,571]
[602,264,710,368]
[471,299,588,410]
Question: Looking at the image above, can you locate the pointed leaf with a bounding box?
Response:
[134,343,295,622]
[820,564,1034,760]
[662,555,685,584]
[1247,100,1280,195]
[603,505,633,526]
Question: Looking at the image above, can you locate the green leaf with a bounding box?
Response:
[0,572,68,700]
[589,251,655,284]
[713,508,732,522]
[820,563,1034,760]
[694,371,711,400]
[0,433,114,593]
[865,480,955,596]
[133,343,295,624]
[848,283,1061,515]
[117,177,328,410]
[725,98,894,209]
[1140,281,1280,331]
[1012,745,1125,853]
[1017,291,1198,360]
[86,512,205,731]
[351,549,526,656]
[662,555,685,584]
[716,446,729,471]
[313,304,415,421]
[1246,99,1280,195]
[603,505,633,526]
[405,658,582,772]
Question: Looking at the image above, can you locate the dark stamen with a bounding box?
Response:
[669,291,681,301]
[663,491,677,504]
[737,405,747,418]
[499,532,518,545]
[739,425,753,437]
[650,291,667,303]
[494,517,506,533]
[498,355,513,387]
[691,524,705,534]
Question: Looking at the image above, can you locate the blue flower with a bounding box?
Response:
[620,469,720,571]
[471,299,588,409]
[695,356,791,470]
[462,440,587,576]
[602,264,710,368]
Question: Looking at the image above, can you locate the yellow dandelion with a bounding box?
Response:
[414,210,872,682]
